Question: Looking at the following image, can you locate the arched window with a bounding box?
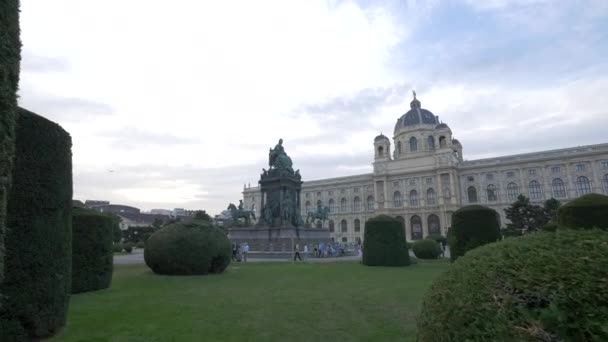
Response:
[426,188,436,205]
[340,198,347,212]
[439,136,447,148]
[354,219,361,232]
[487,184,497,202]
[329,220,334,232]
[427,214,440,235]
[305,201,311,213]
[467,186,478,203]
[367,196,374,210]
[529,180,542,200]
[411,215,422,240]
[393,191,402,207]
[604,174,608,194]
[552,178,566,198]
[410,190,419,206]
[397,141,402,154]
[576,176,592,195]
[409,137,418,152]
[507,183,519,201]
[377,146,384,157]
[427,136,435,150]
[328,199,335,213]
[353,196,361,211]
[340,219,347,233]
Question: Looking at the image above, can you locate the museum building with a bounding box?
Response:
[243,93,608,243]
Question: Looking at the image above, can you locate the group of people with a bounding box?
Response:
[231,242,249,262]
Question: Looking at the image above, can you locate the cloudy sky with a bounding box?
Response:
[18,0,608,214]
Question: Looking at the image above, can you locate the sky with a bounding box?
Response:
[18,0,608,215]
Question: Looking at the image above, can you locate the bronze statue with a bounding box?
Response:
[228,203,256,226]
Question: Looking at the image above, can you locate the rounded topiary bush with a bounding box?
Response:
[72,208,114,294]
[557,193,608,230]
[362,215,410,267]
[0,108,73,339]
[113,243,123,253]
[449,205,500,261]
[412,239,442,259]
[417,229,608,342]
[425,233,447,245]
[144,223,231,275]
[123,242,133,253]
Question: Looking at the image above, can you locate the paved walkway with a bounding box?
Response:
[114,249,363,265]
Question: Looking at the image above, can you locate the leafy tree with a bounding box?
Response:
[543,198,561,223]
[503,194,545,235]
[194,210,211,221]
[152,217,163,229]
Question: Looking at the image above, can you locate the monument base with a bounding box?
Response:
[228,226,331,252]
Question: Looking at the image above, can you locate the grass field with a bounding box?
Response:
[52,261,449,342]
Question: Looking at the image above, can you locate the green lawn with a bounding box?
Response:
[52,261,449,342]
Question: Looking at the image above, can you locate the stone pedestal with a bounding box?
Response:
[229,226,331,252]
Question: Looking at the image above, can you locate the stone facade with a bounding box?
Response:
[243,95,608,243]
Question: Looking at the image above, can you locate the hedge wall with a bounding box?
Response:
[72,208,113,294]
[557,193,608,230]
[0,108,73,339]
[418,229,608,341]
[449,205,501,262]
[0,0,21,285]
[362,215,410,267]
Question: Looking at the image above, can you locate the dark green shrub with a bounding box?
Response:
[362,215,410,267]
[113,243,123,253]
[418,229,608,342]
[412,239,442,259]
[557,193,608,230]
[425,233,447,245]
[449,205,500,261]
[0,0,21,287]
[144,223,231,275]
[0,108,72,339]
[136,241,145,249]
[72,208,113,294]
[541,222,559,232]
[406,242,413,250]
[123,242,133,253]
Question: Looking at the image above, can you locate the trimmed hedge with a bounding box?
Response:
[0,108,73,339]
[412,239,442,259]
[425,233,447,245]
[0,0,21,285]
[72,208,113,294]
[557,193,608,230]
[449,205,500,261]
[362,215,410,267]
[144,223,231,275]
[418,229,608,341]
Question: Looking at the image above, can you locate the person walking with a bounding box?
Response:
[293,243,302,262]
[231,243,237,261]
[242,242,249,262]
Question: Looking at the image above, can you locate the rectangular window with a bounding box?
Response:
[316,192,321,197]
[507,171,514,178]
[353,187,359,193]
[340,189,346,194]
[528,169,536,176]
[305,193,310,198]
[551,166,560,174]
[486,174,494,181]
[602,161,608,169]
[328,190,333,196]
[409,179,416,186]
[393,181,399,187]
[426,177,433,184]
[576,164,586,172]
[467,176,474,182]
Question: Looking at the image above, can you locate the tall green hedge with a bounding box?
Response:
[0,0,22,285]
[72,208,114,294]
[0,108,73,339]
[418,229,608,341]
[557,193,608,230]
[449,205,500,261]
[362,215,410,267]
